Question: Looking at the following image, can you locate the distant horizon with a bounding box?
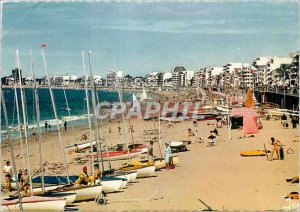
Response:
[2,1,299,77]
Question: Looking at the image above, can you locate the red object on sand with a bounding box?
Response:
[41,43,47,48]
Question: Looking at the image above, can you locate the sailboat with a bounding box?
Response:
[1,80,67,211]
[118,163,156,178]
[25,48,103,202]
[31,175,123,194]
[64,140,97,153]
[140,87,151,101]
[132,93,138,103]
[92,149,143,162]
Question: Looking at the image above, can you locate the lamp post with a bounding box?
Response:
[283,68,286,109]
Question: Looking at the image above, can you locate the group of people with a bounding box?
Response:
[281,113,299,129]
[147,141,173,170]
[108,120,135,136]
[44,121,52,132]
[3,161,30,196]
[44,120,68,132]
[74,164,101,185]
[188,120,220,146]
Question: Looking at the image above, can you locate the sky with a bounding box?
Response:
[1,1,299,77]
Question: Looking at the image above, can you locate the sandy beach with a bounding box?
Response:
[1,114,298,211]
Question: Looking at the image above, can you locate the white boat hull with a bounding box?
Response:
[1,196,66,211]
[136,166,155,178]
[64,140,97,153]
[61,193,76,206]
[119,180,127,189]
[139,147,148,154]
[51,185,102,202]
[33,185,63,195]
[96,180,122,193]
[170,141,183,147]
[117,171,137,182]
[128,172,138,182]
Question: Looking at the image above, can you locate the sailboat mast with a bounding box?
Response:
[86,50,104,171]
[82,50,95,175]
[16,49,33,195]
[158,117,163,158]
[62,85,76,141]
[13,77,25,169]
[41,49,70,184]
[93,71,112,170]
[1,89,23,211]
[116,78,130,161]
[31,50,45,194]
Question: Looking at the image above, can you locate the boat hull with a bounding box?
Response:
[140,158,166,169]
[93,150,142,162]
[115,171,138,182]
[136,166,155,178]
[119,165,155,178]
[171,155,179,166]
[50,185,102,202]
[64,140,97,153]
[96,179,122,193]
[1,196,66,211]
[42,193,77,206]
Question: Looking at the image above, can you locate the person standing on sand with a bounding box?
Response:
[21,169,30,196]
[3,161,12,191]
[64,121,67,132]
[18,169,23,188]
[164,143,172,170]
[48,123,51,131]
[291,115,298,129]
[117,121,122,135]
[108,121,112,134]
[32,127,36,142]
[148,141,154,159]
[45,121,48,132]
[281,114,287,128]
[269,137,282,161]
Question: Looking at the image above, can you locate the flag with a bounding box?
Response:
[41,43,47,48]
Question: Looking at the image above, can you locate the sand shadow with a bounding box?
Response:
[136,175,157,179]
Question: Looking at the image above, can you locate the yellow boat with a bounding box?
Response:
[119,160,156,178]
[139,158,166,169]
[171,155,179,165]
[240,150,266,157]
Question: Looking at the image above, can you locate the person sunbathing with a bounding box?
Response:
[286,175,299,184]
